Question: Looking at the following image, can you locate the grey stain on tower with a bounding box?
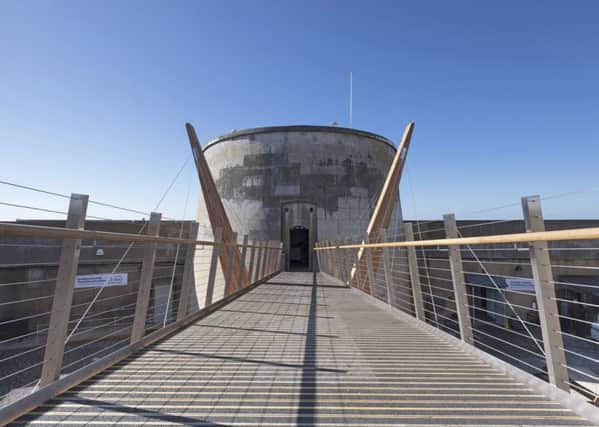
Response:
[215,152,384,212]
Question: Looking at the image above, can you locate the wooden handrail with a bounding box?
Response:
[0,222,279,249]
[316,226,599,250]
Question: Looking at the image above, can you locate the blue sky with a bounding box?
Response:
[1,0,598,221]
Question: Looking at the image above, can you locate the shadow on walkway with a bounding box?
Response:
[38,396,227,426]
[149,348,346,373]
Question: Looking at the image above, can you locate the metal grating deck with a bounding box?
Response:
[11,273,594,426]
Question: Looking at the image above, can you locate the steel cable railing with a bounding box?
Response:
[0,196,282,412]
[316,196,599,404]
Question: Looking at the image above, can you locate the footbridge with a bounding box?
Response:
[2,122,599,425]
[2,264,597,426]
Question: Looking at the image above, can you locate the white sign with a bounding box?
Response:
[75,273,128,288]
[505,278,535,292]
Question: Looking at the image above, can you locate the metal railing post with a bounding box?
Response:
[204,227,222,306]
[340,242,348,284]
[364,232,376,295]
[39,194,88,387]
[522,195,569,391]
[443,214,474,344]
[237,234,249,290]
[224,232,237,296]
[404,223,425,321]
[176,222,200,321]
[130,212,162,344]
[380,228,394,305]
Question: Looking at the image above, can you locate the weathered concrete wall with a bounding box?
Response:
[195,126,399,244]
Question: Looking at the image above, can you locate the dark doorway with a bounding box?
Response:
[289,227,310,271]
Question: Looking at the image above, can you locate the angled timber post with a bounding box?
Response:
[205,228,222,306]
[186,123,247,292]
[237,234,249,290]
[380,228,394,305]
[39,194,88,387]
[130,212,162,344]
[176,222,200,321]
[364,232,376,295]
[224,232,238,296]
[443,214,474,345]
[404,223,425,321]
[522,195,569,391]
[247,239,257,285]
[350,122,414,290]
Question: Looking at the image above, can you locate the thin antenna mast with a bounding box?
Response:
[349,71,353,127]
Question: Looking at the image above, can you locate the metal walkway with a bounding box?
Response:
[11,273,592,426]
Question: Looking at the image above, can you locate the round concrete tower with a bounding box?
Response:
[196,125,400,271]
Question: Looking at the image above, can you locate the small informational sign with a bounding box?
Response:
[75,273,128,288]
[505,278,535,292]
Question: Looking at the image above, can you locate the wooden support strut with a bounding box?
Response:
[186,123,248,291]
[247,239,257,286]
[444,214,474,345]
[380,228,394,305]
[404,223,425,321]
[204,228,222,307]
[224,232,237,296]
[238,235,249,290]
[254,242,264,283]
[260,240,270,280]
[351,122,415,292]
[39,194,88,387]
[130,212,162,344]
[364,233,376,295]
[176,222,200,321]
[522,195,569,391]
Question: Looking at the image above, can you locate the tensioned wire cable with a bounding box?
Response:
[406,164,439,327]
[63,155,193,347]
[457,229,546,356]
